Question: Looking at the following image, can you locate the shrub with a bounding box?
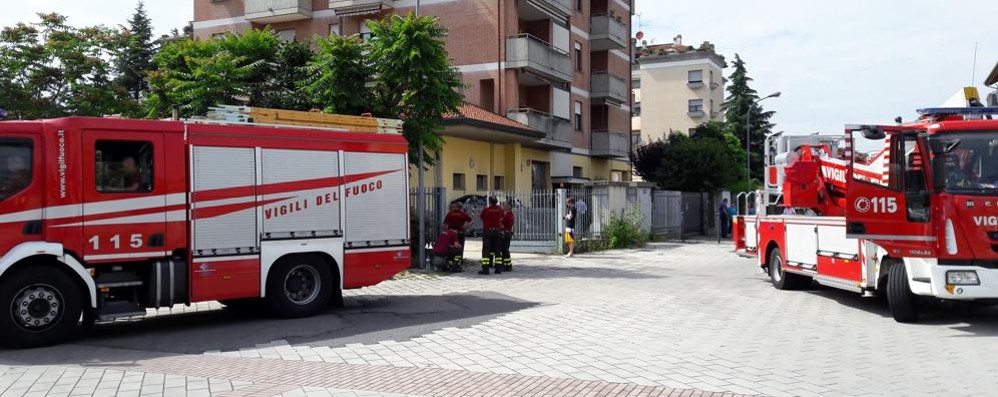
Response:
[603,205,648,249]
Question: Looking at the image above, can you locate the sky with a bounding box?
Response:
[2,1,997,136]
[0,1,193,38]
[635,0,998,135]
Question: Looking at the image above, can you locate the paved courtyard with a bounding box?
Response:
[2,241,998,397]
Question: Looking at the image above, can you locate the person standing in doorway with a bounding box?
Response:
[479,196,505,275]
[443,203,472,266]
[499,202,515,272]
[718,198,731,238]
[564,197,577,257]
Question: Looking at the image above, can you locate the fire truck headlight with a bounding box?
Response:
[946,271,980,286]
[945,219,958,255]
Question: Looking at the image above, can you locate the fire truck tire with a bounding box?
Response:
[769,248,809,290]
[0,265,85,348]
[887,262,920,323]
[266,255,333,318]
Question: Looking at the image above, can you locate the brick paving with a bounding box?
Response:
[3,241,998,396]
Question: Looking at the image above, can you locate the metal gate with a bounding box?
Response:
[651,190,682,237]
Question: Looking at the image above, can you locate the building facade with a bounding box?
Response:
[192,0,634,200]
[631,35,726,144]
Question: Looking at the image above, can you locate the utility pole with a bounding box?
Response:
[415,0,426,269]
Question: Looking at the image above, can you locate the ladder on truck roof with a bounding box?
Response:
[192,105,404,134]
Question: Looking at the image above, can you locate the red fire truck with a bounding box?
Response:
[734,91,998,322]
[0,109,411,347]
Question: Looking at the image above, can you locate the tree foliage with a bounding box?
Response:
[722,54,775,182]
[0,13,130,119]
[116,1,155,101]
[631,122,742,192]
[306,34,372,115]
[367,14,464,165]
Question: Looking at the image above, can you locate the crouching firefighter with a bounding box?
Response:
[479,196,505,275]
[443,202,472,267]
[432,224,464,272]
[500,201,515,271]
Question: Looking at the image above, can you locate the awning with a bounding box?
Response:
[334,5,386,18]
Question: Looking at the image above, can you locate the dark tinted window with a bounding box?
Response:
[0,138,33,201]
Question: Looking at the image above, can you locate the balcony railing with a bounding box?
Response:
[328,0,394,16]
[244,0,312,23]
[591,130,630,158]
[506,34,571,83]
[591,13,628,51]
[507,108,572,148]
[520,0,572,21]
[590,71,628,104]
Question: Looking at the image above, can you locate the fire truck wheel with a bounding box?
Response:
[266,255,333,318]
[887,261,920,323]
[0,265,84,348]
[769,248,809,290]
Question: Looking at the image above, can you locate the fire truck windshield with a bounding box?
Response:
[929,131,998,195]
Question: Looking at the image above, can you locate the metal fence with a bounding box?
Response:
[409,188,446,267]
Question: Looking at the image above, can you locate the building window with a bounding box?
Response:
[611,171,624,182]
[476,174,488,191]
[631,79,641,89]
[576,0,582,11]
[574,101,583,131]
[688,128,697,135]
[574,42,583,71]
[688,70,703,83]
[709,70,714,85]
[573,166,583,178]
[277,29,296,42]
[493,175,505,191]
[211,32,225,39]
[633,105,641,117]
[329,24,340,36]
[95,140,154,193]
[360,20,373,42]
[688,99,704,112]
[452,173,466,190]
[480,79,495,112]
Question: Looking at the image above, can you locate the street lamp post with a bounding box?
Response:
[745,91,781,190]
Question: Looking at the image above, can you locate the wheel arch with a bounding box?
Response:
[0,243,96,309]
[763,240,781,268]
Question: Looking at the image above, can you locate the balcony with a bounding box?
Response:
[591,13,628,51]
[590,71,628,105]
[518,0,572,21]
[506,34,572,84]
[328,0,393,17]
[592,130,629,158]
[244,0,312,23]
[507,108,573,149]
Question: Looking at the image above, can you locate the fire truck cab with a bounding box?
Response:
[735,99,998,322]
[0,114,411,347]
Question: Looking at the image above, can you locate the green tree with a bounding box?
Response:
[306,34,372,115]
[631,125,740,192]
[259,39,315,111]
[166,48,262,117]
[722,54,775,182]
[0,13,128,119]
[116,1,155,101]
[367,14,464,165]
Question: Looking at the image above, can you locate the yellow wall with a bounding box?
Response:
[409,137,557,201]
[636,58,725,142]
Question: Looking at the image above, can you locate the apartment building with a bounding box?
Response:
[192,0,634,198]
[631,35,726,144]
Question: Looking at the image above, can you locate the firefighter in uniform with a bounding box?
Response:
[479,196,505,275]
[442,203,472,267]
[499,201,515,272]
